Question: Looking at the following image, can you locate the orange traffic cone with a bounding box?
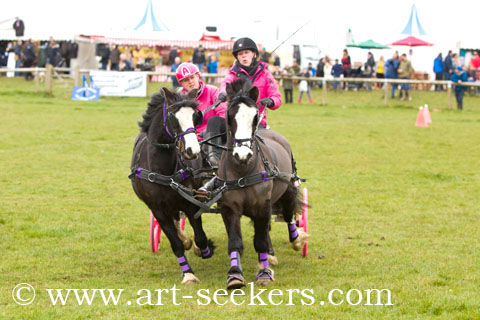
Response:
[415,107,428,127]
[423,104,432,124]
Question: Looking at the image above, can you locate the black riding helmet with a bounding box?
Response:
[232,37,259,58]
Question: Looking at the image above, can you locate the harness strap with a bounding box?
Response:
[201,98,223,115]
[129,167,192,185]
[216,169,277,191]
[147,136,176,149]
[200,132,232,151]
[193,190,224,219]
[130,166,213,213]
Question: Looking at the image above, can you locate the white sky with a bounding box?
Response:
[2,0,479,72]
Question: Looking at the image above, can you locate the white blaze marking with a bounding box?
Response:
[175,107,201,155]
[233,103,256,161]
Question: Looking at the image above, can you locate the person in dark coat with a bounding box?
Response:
[192,45,206,72]
[46,37,60,67]
[13,17,25,38]
[316,57,325,88]
[22,39,36,80]
[110,45,121,71]
[100,45,110,70]
[169,46,179,65]
[443,50,453,81]
[385,52,400,98]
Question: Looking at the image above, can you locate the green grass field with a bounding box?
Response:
[1,77,479,319]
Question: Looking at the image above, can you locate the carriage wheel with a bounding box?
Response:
[301,188,308,257]
[180,217,186,231]
[150,211,161,252]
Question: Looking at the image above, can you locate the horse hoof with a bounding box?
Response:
[227,273,246,290]
[183,238,193,250]
[268,254,278,266]
[290,229,309,251]
[182,273,200,285]
[256,268,274,286]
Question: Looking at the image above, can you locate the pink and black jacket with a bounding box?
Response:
[220,61,282,128]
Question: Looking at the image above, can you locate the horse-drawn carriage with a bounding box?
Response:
[130,79,309,287]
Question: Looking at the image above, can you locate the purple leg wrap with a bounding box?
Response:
[178,255,192,273]
[230,251,240,268]
[258,252,269,268]
[201,247,211,258]
[288,223,298,241]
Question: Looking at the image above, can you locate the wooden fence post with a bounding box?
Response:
[322,78,327,105]
[447,82,452,109]
[384,78,388,106]
[34,67,39,93]
[45,64,53,95]
[74,65,81,87]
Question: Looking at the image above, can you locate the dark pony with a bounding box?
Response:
[218,79,308,289]
[130,87,215,284]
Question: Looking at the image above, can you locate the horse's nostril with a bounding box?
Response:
[186,148,193,157]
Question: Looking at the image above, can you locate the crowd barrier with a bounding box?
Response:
[1,66,479,109]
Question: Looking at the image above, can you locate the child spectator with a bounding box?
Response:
[207,55,218,84]
[450,66,468,110]
[297,68,313,104]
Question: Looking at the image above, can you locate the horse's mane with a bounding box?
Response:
[227,78,258,107]
[228,78,253,98]
[138,90,198,132]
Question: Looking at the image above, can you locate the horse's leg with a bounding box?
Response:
[174,218,192,250]
[153,210,199,284]
[266,223,278,266]
[253,200,275,286]
[280,185,309,251]
[221,206,245,289]
[186,213,215,259]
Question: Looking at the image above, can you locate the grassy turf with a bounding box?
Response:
[1,77,479,319]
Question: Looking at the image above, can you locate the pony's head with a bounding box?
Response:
[226,79,259,165]
[139,87,203,160]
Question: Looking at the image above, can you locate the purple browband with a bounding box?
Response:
[176,127,194,140]
[136,168,143,178]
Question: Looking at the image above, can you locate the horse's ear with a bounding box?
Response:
[225,82,235,100]
[248,86,259,103]
[162,87,176,104]
[187,89,198,101]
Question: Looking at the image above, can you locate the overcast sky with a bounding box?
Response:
[2,0,479,72]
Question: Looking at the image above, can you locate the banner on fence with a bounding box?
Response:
[90,71,148,97]
[71,86,100,101]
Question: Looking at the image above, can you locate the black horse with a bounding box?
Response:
[130,88,215,284]
[218,79,308,289]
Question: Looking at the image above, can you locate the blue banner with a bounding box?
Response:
[71,86,100,101]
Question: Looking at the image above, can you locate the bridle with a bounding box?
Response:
[228,96,266,151]
[148,101,200,151]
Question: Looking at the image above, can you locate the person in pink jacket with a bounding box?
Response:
[219,37,282,129]
[176,62,227,166]
[198,38,284,194]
